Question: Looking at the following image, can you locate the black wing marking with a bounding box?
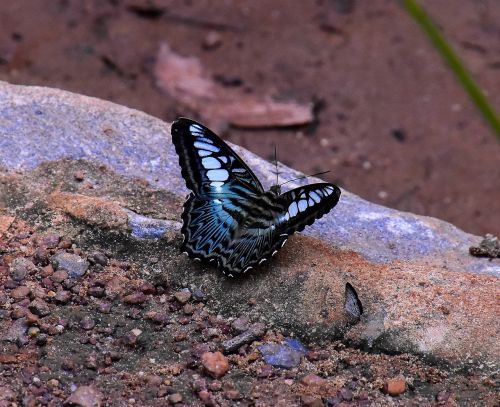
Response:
[171,117,264,198]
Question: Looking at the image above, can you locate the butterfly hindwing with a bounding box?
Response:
[277,183,341,236]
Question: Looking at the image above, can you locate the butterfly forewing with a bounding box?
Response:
[171,118,264,198]
[171,118,341,275]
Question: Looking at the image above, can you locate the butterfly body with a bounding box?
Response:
[172,118,341,276]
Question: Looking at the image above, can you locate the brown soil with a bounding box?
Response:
[0,1,499,237]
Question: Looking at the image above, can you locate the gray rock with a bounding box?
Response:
[29,298,51,317]
[9,257,36,281]
[2,318,28,344]
[51,252,89,279]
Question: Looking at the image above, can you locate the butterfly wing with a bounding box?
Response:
[276,183,341,237]
[171,118,264,198]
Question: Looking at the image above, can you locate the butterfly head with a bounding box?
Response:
[269,184,281,196]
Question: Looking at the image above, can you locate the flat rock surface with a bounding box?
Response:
[0,83,499,405]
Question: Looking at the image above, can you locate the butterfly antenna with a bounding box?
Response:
[279,170,330,187]
[274,145,279,186]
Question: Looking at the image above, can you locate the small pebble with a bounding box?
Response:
[28,298,51,317]
[300,373,325,386]
[201,351,229,378]
[123,292,146,305]
[168,393,183,404]
[9,257,36,281]
[10,285,31,301]
[174,289,191,304]
[383,378,406,396]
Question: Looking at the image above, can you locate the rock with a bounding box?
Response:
[201,352,229,378]
[80,316,95,330]
[9,257,36,281]
[123,292,146,305]
[65,385,103,407]
[300,374,325,386]
[174,289,191,304]
[258,339,307,369]
[126,210,180,239]
[10,285,31,301]
[301,395,323,407]
[0,216,15,235]
[38,234,61,248]
[0,81,498,374]
[55,290,71,304]
[28,298,51,317]
[168,393,183,404]
[222,323,266,353]
[382,378,406,396]
[2,318,28,343]
[51,253,89,280]
[231,317,249,333]
[49,192,128,231]
[88,251,108,266]
[51,270,69,283]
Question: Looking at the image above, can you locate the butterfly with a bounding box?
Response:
[171,117,341,277]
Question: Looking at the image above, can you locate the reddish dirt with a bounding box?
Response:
[0,0,499,237]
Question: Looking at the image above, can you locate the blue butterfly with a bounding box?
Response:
[171,118,341,276]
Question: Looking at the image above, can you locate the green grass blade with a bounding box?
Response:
[403,0,500,140]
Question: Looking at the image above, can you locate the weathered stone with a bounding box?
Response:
[10,285,31,301]
[51,252,89,279]
[65,385,103,407]
[258,342,305,369]
[123,292,146,305]
[9,257,36,281]
[201,352,229,378]
[0,81,498,374]
[28,298,50,317]
[174,289,191,304]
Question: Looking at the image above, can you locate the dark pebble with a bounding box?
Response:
[36,334,48,346]
[4,279,19,289]
[88,286,105,298]
[55,290,71,304]
[33,247,49,266]
[80,316,96,330]
[28,298,51,317]
[192,288,207,302]
[222,323,266,353]
[88,251,108,266]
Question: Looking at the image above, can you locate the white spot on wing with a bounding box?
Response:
[194,141,219,152]
[310,191,321,203]
[198,150,211,157]
[210,181,224,188]
[288,202,298,217]
[189,124,204,134]
[308,198,314,206]
[202,157,221,169]
[207,169,229,181]
[298,200,307,212]
[232,168,246,173]
[272,250,278,256]
[219,156,228,163]
[259,258,267,265]
[281,239,288,247]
